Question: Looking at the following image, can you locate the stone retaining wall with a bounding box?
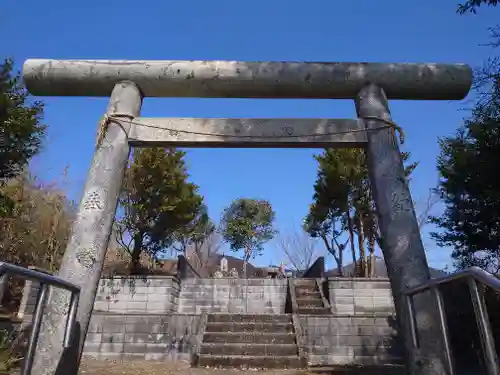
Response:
[299,315,402,366]
[19,276,181,316]
[178,278,288,314]
[95,276,180,313]
[83,313,204,361]
[327,278,394,315]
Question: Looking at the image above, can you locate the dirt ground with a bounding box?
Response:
[78,359,405,375]
[79,359,308,375]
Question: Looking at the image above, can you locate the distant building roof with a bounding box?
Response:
[325,256,447,278]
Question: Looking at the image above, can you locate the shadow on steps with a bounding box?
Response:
[303,364,405,375]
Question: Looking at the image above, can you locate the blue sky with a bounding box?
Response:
[2,0,499,271]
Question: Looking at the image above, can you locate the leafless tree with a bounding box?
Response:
[416,187,441,229]
[185,229,223,276]
[275,226,323,271]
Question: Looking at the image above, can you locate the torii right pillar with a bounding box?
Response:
[357,84,447,375]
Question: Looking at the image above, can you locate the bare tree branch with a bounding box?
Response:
[416,187,441,229]
[185,229,223,276]
[275,226,322,271]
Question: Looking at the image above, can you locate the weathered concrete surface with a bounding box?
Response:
[356,84,447,375]
[31,82,143,375]
[328,278,395,315]
[178,278,287,314]
[83,313,204,361]
[299,316,402,366]
[23,59,472,100]
[22,276,180,316]
[128,118,367,148]
[95,277,180,313]
[197,314,302,368]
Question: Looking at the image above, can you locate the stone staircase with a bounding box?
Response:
[195,314,302,368]
[295,279,330,315]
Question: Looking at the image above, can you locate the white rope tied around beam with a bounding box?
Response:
[95,113,405,148]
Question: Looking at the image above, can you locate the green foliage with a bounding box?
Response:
[116,147,204,271]
[220,198,276,261]
[173,203,216,253]
[457,0,499,13]
[304,147,417,276]
[430,81,500,273]
[0,58,46,216]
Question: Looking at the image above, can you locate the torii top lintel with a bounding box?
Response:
[23,59,472,100]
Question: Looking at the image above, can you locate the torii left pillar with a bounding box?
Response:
[31,81,142,375]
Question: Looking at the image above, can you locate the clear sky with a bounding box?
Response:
[3,0,499,271]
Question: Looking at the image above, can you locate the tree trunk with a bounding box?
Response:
[346,213,357,275]
[129,232,143,273]
[368,233,376,277]
[357,214,367,277]
[320,234,342,276]
[242,247,251,279]
[338,242,344,276]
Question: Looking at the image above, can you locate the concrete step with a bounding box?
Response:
[295,288,318,296]
[295,291,322,299]
[296,298,323,307]
[203,332,296,344]
[302,325,396,336]
[196,354,302,368]
[207,314,291,324]
[296,307,330,315]
[308,364,405,375]
[200,343,298,356]
[205,322,293,333]
[294,279,318,286]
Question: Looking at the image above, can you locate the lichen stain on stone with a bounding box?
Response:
[51,290,71,315]
[76,248,97,270]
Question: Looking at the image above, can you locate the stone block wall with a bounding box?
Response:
[83,313,204,361]
[178,278,288,314]
[299,315,402,366]
[19,276,181,316]
[327,278,394,315]
[95,276,180,313]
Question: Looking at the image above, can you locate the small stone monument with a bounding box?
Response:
[213,267,223,278]
[229,268,239,278]
[220,253,228,274]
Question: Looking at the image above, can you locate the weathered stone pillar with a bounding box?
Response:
[31,81,142,375]
[355,84,447,375]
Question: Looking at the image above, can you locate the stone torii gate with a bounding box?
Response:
[22,59,472,375]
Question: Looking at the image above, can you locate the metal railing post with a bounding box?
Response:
[22,284,49,375]
[431,286,455,375]
[0,262,80,375]
[468,278,500,375]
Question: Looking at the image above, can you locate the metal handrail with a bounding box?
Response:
[405,266,500,296]
[0,262,80,375]
[403,266,500,375]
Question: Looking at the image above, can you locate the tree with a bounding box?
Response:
[0,58,46,215]
[0,170,75,311]
[172,203,215,254]
[430,81,500,274]
[457,0,499,14]
[275,226,322,271]
[220,198,276,278]
[185,228,223,276]
[116,147,204,273]
[305,147,417,277]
